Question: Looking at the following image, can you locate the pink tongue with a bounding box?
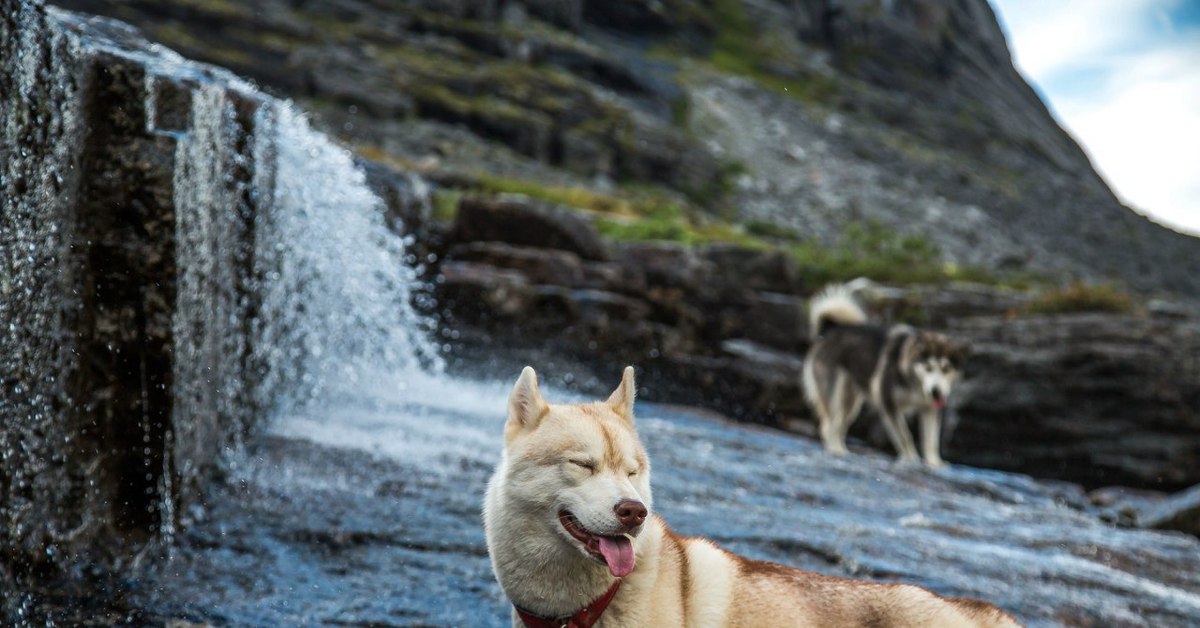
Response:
[597,535,635,577]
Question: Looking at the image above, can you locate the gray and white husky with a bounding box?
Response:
[802,282,970,467]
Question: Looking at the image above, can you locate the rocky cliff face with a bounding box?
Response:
[51,0,1200,298]
[1,0,437,601]
[429,196,1200,491]
[949,312,1200,489]
[2,0,265,592]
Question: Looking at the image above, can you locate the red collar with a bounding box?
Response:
[514,579,622,628]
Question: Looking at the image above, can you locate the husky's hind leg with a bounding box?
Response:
[805,359,846,455]
[828,373,863,455]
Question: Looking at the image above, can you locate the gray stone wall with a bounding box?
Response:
[1,0,266,591]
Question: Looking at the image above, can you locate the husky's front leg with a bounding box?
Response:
[919,409,945,468]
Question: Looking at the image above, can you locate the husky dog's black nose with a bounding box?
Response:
[614,499,647,529]
[931,387,943,402]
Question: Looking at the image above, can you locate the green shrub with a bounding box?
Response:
[788,220,947,286]
[745,220,803,242]
[703,0,839,104]
[432,189,462,221]
[595,204,692,243]
[476,175,634,214]
[1026,282,1134,315]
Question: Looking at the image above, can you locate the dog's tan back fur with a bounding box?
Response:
[485,367,1020,627]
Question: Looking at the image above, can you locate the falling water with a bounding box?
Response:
[251,104,445,419]
[2,2,450,602]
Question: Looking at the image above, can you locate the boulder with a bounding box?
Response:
[909,283,1032,326]
[449,194,611,261]
[361,158,434,236]
[446,241,587,286]
[702,244,803,295]
[618,241,712,292]
[948,313,1200,489]
[642,344,806,430]
[436,261,535,321]
[733,292,809,353]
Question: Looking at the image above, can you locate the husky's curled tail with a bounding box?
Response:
[807,279,870,339]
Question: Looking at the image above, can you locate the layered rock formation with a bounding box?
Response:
[950,313,1200,489]
[428,195,1200,490]
[53,0,1200,298]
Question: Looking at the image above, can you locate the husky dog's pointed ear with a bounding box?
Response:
[606,366,636,423]
[507,366,548,441]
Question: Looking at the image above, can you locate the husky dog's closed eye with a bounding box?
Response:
[802,282,970,467]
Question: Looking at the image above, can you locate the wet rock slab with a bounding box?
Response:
[100,396,1200,628]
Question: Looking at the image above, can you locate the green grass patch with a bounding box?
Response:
[787,221,947,286]
[432,189,462,222]
[1025,282,1134,315]
[595,204,692,243]
[744,219,803,242]
[594,204,765,248]
[703,0,839,104]
[476,175,636,214]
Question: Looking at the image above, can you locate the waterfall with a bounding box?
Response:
[251,104,445,418]
[2,1,446,595]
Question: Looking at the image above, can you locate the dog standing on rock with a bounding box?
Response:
[484,366,1016,627]
[802,282,970,467]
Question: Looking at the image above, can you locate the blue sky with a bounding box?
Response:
[990,0,1200,236]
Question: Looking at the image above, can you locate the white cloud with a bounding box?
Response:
[991,0,1200,235]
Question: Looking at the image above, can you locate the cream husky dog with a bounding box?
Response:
[803,282,969,467]
[484,366,1017,627]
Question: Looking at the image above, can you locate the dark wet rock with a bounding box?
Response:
[949,313,1200,490]
[449,195,611,261]
[702,244,804,295]
[642,348,806,430]
[580,259,646,294]
[881,282,1033,328]
[1,0,270,590]
[360,157,434,236]
[729,292,809,353]
[1088,486,1169,527]
[437,261,536,321]
[1139,484,1200,538]
[571,289,653,325]
[582,0,710,35]
[617,241,711,292]
[447,241,587,287]
[517,0,584,31]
